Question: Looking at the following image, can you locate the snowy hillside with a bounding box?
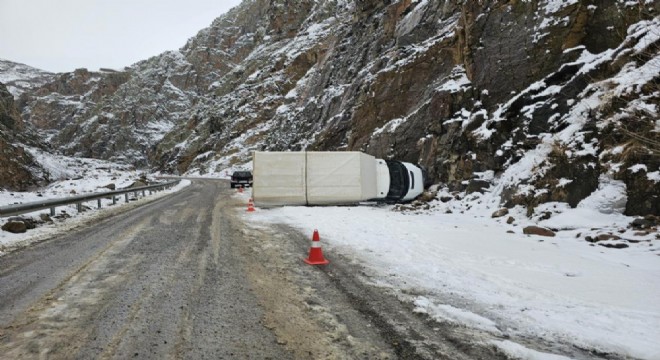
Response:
[0,59,55,97]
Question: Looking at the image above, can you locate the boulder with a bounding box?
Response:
[127,181,147,189]
[54,213,71,220]
[631,218,652,229]
[596,234,621,241]
[506,216,515,224]
[440,196,453,203]
[7,216,36,229]
[102,183,116,190]
[418,191,437,202]
[491,208,509,218]
[645,215,659,225]
[598,243,629,249]
[466,179,490,194]
[2,221,27,233]
[24,218,36,229]
[523,226,555,237]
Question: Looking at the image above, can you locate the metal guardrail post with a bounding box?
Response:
[97,199,102,209]
[113,196,117,205]
[50,207,55,216]
[77,203,82,213]
[125,193,129,203]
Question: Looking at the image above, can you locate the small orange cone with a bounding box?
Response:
[247,198,255,212]
[304,229,329,265]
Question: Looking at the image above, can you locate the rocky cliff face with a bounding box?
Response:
[0,83,48,190]
[12,0,660,215]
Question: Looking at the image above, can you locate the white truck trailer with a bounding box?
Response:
[252,151,425,207]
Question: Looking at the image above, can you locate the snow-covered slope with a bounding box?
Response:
[0,59,55,98]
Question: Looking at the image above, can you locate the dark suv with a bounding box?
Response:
[230,171,253,188]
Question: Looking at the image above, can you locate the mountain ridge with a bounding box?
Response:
[2,0,659,215]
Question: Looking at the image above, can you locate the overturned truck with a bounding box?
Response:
[252,151,426,207]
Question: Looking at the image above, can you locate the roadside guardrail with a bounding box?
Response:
[0,180,180,218]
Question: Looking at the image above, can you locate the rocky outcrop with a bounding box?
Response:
[10,0,660,216]
[0,83,48,190]
[0,82,23,131]
[17,68,134,163]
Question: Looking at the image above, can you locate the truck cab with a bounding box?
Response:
[384,161,424,202]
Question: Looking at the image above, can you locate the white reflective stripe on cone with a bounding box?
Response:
[311,242,322,248]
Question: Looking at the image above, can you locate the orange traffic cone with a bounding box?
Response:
[247,198,255,212]
[304,229,329,265]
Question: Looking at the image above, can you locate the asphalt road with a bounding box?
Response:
[0,179,511,359]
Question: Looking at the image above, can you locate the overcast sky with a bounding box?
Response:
[0,0,243,73]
